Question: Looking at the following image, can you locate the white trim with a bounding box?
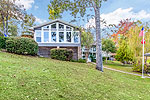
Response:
[56,22,59,43]
[34,22,81,44]
[41,27,44,42]
[71,28,74,43]
[49,25,51,42]
[64,24,67,43]
[32,19,79,29]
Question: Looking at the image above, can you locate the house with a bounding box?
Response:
[30,19,82,60]
[82,42,113,62]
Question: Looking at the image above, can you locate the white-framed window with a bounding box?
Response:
[51,32,56,42]
[66,26,72,31]
[59,32,64,42]
[44,31,49,42]
[93,46,96,51]
[35,31,41,42]
[51,23,56,29]
[74,32,79,43]
[59,24,64,29]
[43,25,49,29]
[66,32,71,42]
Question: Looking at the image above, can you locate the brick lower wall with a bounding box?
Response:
[38,46,80,60]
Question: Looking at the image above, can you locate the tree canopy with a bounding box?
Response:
[0,0,26,35]
[48,0,107,71]
[102,39,116,54]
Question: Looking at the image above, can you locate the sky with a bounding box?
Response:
[15,0,150,28]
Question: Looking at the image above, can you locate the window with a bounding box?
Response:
[44,32,49,42]
[43,26,49,29]
[74,32,79,43]
[66,26,71,31]
[51,32,56,42]
[93,46,96,51]
[66,32,71,42]
[36,31,41,42]
[59,32,64,42]
[51,24,56,29]
[59,24,64,29]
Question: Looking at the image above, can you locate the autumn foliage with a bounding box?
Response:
[111,19,135,43]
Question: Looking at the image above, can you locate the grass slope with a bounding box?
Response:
[0,52,150,100]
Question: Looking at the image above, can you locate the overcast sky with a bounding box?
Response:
[15,0,150,27]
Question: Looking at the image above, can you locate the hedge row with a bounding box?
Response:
[0,37,8,49]
[5,37,38,55]
[50,48,73,61]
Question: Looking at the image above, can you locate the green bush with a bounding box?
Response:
[115,39,133,64]
[70,59,78,62]
[6,37,38,55]
[132,60,147,73]
[50,48,73,61]
[0,37,8,49]
[90,55,96,62]
[70,59,86,63]
[103,57,106,61]
[77,58,86,63]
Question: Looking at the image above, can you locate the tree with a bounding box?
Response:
[102,39,116,63]
[0,0,26,35]
[8,24,18,36]
[81,29,94,63]
[111,19,135,45]
[48,0,107,71]
[21,14,36,35]
[115,38,134,64]
[127,21,150,72]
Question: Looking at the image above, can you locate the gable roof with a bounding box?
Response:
[31,19,79,30]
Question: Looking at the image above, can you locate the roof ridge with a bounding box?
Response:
[32,19,78,29]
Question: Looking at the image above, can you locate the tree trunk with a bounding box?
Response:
[85,50,89,63]
[6,14,8,35]
[94,6,103,72]
[1,14,6,35]
[106,57,107,64]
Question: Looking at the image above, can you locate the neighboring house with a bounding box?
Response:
[30,19,82,60]
[82,42,112,62]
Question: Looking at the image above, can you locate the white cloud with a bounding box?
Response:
[14,0,35,10]
[85,7,150,29]
[35,17,47,24]
[34,5,39,9]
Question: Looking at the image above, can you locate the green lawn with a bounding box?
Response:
[103,60,149,76]
[0,52,150,100]
[103,60,133,72]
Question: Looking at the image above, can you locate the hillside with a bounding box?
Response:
[0,52,150,100]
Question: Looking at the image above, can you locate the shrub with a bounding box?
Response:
[50,48,73,61]
[6,37,38,55]
[70,59,78,62]
[103,57,106,61]
[77,58,86,63]
[0,36,8,49]
[115,39,134,64]
[90,55,96,62]
[132,60,147,73]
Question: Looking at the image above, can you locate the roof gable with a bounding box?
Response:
[32,19,78,29]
